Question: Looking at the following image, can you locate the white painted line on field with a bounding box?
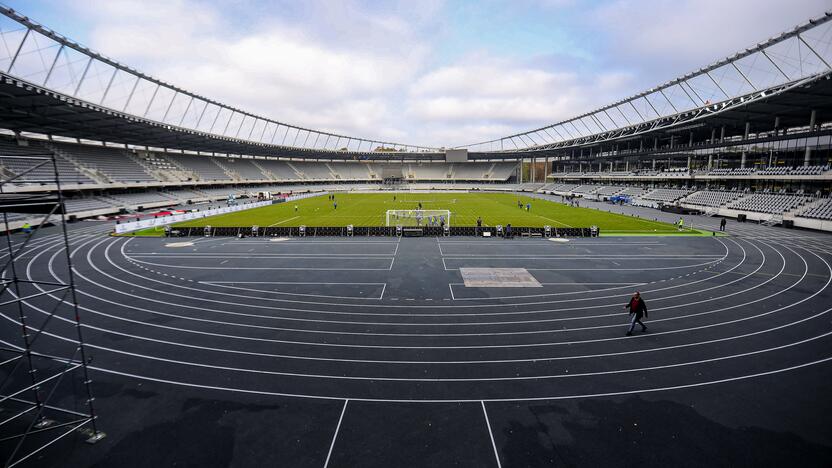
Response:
[482,402,502,468]
[324,400,348,468]
[268,216,299,227]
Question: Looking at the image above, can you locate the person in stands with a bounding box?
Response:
[624,291,648,336]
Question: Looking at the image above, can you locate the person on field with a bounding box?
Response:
[526,203,530,211]
[677,217,684,231]
[333,202,337,210]
[624,291,648,336]
[21,222,31,234]
[720,218,726,232]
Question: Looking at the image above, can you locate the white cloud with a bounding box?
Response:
[405,59,636,145]
[591,0,831,79]
[40,0,831,148]
[65,0,426,142]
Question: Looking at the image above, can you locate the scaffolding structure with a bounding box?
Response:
[0,152,103,467]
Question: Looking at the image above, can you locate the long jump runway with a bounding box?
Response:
[2,224,832,466]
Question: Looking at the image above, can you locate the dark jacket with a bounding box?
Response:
[626,297,648,319]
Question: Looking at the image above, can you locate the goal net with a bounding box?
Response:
[386,209,451,227]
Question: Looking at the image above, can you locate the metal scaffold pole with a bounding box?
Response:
[0,152,103,468]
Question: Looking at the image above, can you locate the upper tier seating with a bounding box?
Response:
[407,163,448,180]
[0,140,94,185]
[292,161,336,180]
[105,192,177,207]
[491,163,517,180]
[708,168,755,176]
[334,163,372,180]
[682,190,744,207]
[219,158,268,180]
[727,193,812,214]
[756,166,792,176]
[451,163,491,180]
[52,143,155,183]
[62,197,114,213]
[789,165,828,176]
[256,159,302,180]
[166,154,231,181]
[659,168,690,177]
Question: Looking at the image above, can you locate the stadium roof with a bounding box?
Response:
[0,7,829,160]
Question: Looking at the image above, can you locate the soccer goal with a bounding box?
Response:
[386,209,451,227]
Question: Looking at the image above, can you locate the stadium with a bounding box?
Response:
[0,1,831,467]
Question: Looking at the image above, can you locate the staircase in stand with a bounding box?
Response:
[251,160,277,181]
[213,159,241,181]
[325,163,341,180]
[285,161,305,179]
[46,144,112,184]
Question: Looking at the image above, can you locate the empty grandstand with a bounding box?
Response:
[799,198,832,219]
[727,193,813,214]
[682,190,745,207]
[639,188,693,203]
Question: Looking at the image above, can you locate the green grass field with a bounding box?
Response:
[170,192,703,234]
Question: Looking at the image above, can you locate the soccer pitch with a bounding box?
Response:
[172,192,691,234]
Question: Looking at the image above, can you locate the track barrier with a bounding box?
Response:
[173,226,596,238]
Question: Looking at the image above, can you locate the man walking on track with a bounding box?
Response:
[624,291,648,336]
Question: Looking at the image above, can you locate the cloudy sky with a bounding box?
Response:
[6,0,830,147]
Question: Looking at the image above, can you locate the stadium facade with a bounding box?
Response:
[0,7,830,231]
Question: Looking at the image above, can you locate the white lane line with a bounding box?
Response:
[440,255,723,258]
[63,238,826,349]
[268,216,299,227]
[103,237,751,319]
[11,278,832,382]
[11,232,829,386]
[122,257,393,271]
[481,402,502,468]
[200,282,388,301]
[32,237,823,355]
[74,233,757,323]
[5,335,832,404]
[448,282,646,301]
[534,214,572,228]
[324,400,348,468]
[126,254,393,258]
[106,237,747,321]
